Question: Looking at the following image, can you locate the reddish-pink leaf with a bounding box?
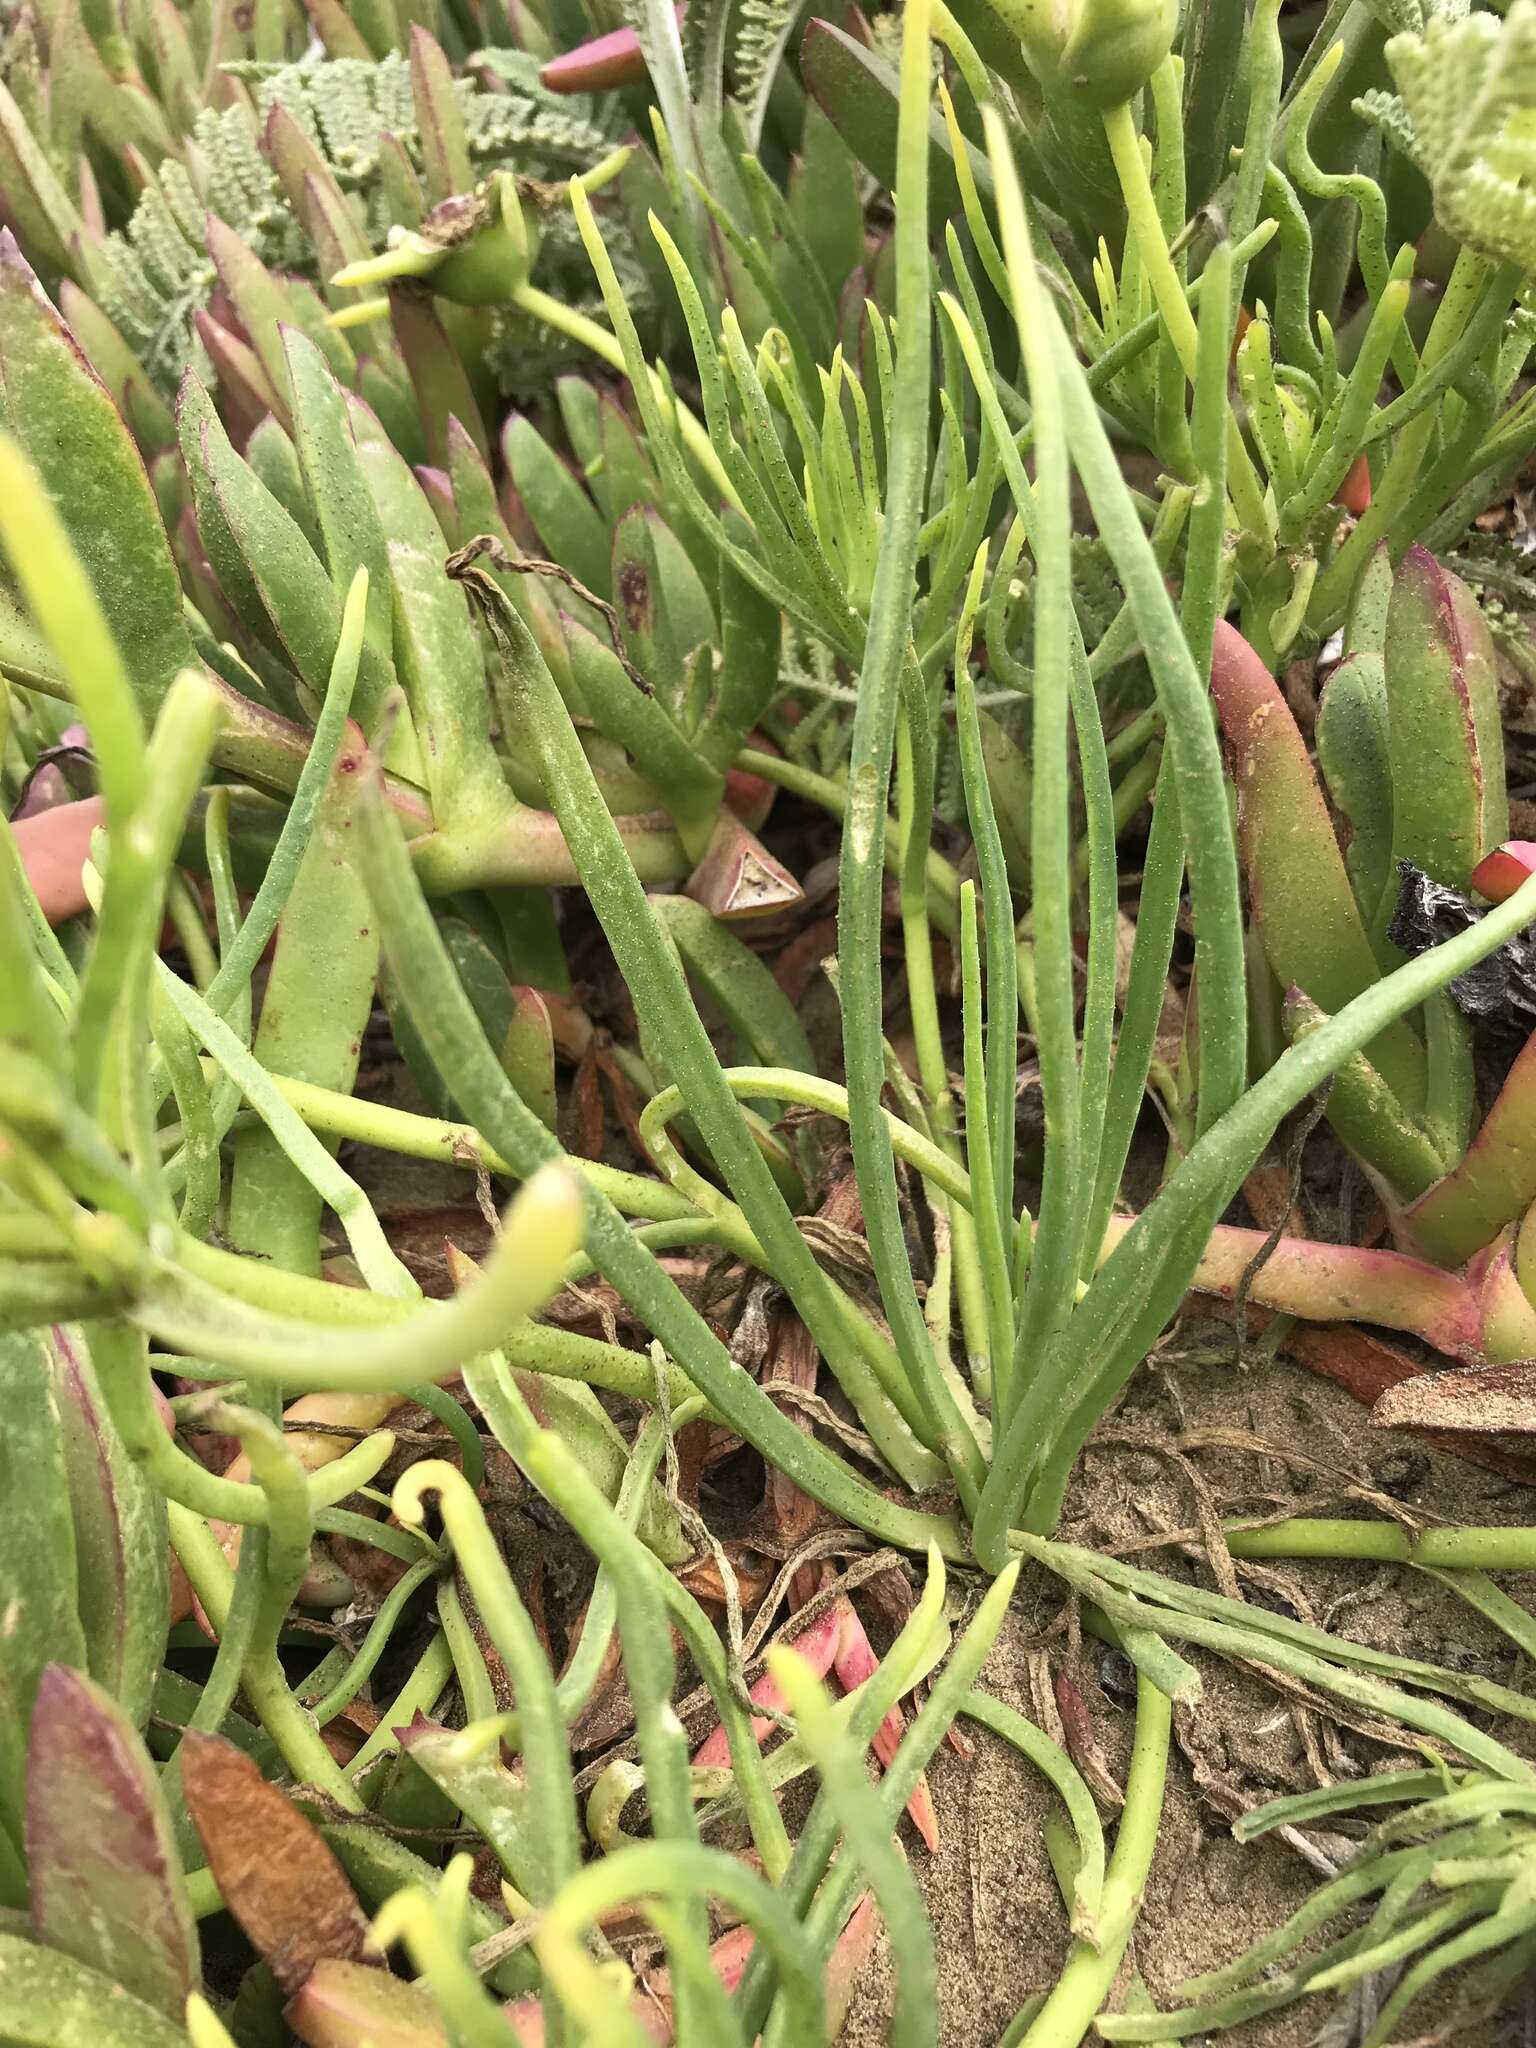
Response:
[1471,839,1536,903]
[691,1603,842,1771]
[1103,1212,1484,1359]
[26,1665,198,2022]
[1334,451,1371,515]
[286,1959,447,2046]
[833,1601,938,1852]
[540,11,685,93]
[826,1893,879,2037]
[11,796,104,924]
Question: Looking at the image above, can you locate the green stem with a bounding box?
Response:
[266,1072,696,1222]
[829,0,985,1509]
[1015,1671,1171,2047]
[1227,1519,1536,1571]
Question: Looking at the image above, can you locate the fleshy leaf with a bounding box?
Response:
[0,1329,85,1858]
[1210,619,1426,1111]
[44,1326,169,1731]
[0,1934,186,2047]
[0,233,193,710]
[25,1666,197,2022]
[1315,650,1394,943]
[285,1958,446,2047]
[1406,1026,1536,1268]
[1385,546,1508,893]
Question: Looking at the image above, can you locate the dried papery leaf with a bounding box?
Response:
[1051,1669,1124,1810]
[25,1666,197,2022]
[1245,1314,1536,1484]
[179,1733,371,1996]
[1372,1359,1536,1434]
[684,810,804,920]
[285,1958,447,2047]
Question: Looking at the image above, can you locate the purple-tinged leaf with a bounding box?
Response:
[387,289,488,469]
[45,1327,168,1732]
[1386,547,1508,892]
[409,26,472,204]
[25,1666,197,2021]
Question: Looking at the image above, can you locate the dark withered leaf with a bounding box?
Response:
[1388,860,1536,1027]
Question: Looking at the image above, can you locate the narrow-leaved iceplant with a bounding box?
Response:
[2,0,1536,2042]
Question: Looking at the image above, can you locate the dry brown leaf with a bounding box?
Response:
[180,1732,372,1996]
[1371,1357,1536,1434]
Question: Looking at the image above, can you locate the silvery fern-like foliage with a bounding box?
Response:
[1352,86,1425,174]
[1358,3,1536,272]
[732,0,803,135]
[92,52,626,392]
[242,51,622,186]
[93,158,228,388]
[1360,0,1471,32]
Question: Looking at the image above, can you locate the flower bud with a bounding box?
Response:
[979,0,1177,106]
[331,174,540,306]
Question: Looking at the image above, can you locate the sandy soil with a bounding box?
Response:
[841,1346,1536,2047]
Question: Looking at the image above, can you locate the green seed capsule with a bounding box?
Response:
[978,0,1177,106]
